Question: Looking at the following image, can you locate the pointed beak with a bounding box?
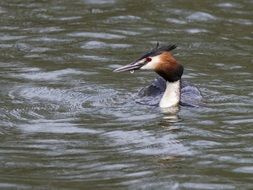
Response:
[113,60,145,72]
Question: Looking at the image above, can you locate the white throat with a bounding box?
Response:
[159,80,181,108]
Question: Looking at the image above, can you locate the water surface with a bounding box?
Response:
[0,0,253,189]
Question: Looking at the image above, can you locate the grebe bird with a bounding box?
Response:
[114,43,202,108]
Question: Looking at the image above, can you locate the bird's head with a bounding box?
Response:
[113,43,183,82]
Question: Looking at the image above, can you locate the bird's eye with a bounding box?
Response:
[146,57,152,62]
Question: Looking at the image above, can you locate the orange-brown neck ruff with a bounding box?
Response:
[154,52,183,83]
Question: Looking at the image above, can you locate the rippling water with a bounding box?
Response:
[0,0,253,189]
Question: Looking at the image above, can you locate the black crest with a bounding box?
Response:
[137,42,177,61]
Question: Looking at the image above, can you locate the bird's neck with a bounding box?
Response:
[159,80,181,108]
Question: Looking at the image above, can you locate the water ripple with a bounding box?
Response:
[17,120,99,134]
[216,2,242,8]
[106,15,142,23]
[23,26,64,33]
[82,0,115,4]
[187,12,217,22]
[13,68,83,81]
[68,32,125,39]
[0,35,26,41]
[80,41,131,49]
[103,130,192,156]
[234,167,253,176]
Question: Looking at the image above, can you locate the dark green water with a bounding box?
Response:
[0,0,253,189]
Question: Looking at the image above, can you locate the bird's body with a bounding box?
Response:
[114,43,202,108]
[136,76,202,107]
